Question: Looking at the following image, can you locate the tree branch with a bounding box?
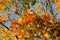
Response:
[0,22,18,39]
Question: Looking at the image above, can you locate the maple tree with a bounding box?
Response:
[0,0,60,40]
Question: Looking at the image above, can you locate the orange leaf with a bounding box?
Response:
[10,28,13,32]
[0,27,2,30]
[57,0,60,3]
[11,19,17,24]
[0,0,7,3]
[52,0,56,2]
[18,35,23,40]
[41,13,51,20]
[19,29,24,35]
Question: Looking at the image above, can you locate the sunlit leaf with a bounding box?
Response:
[56,3,60,12]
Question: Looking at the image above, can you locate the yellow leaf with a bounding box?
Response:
[27,9,34,14]
[35,5,42,13]
[3,38,9,40]
[0,3,5,12]
[44,32,49,38]
[56,3,60,12]
[18,17,23,23]
[3,27,7,32]
[13,32,18,35]
[0,14,5,22]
